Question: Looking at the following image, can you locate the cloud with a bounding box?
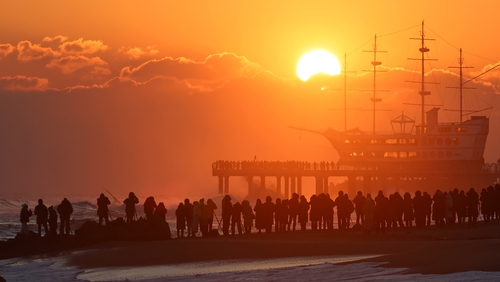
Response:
[0,43,15,59]
[42,35,69,44]
[46,55,111,76]
[119,46,159,60]
[119,52,263,91]
[16,41,59,62]
[59,38,108,55]
[0,75,49,91]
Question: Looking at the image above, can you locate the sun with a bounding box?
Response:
[296,50,341,81]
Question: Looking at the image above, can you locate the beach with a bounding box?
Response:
[2,220,500,281]
[65,221,500,273]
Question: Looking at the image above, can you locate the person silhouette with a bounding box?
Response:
[19,203,32,235]
[222,195,232,235]
[176,203,186,238]
[57,198,73,235]
[231,202,243,235]
[34,199,49,236]
[241,200,254,234]
[154,202,167,222]
[206,199,217,232]
[124,192,139,223]
[184,199,194,237]
[143,196,157,221]
[48,206,58,236]
[97,193,111,226]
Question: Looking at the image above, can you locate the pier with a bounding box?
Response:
[212,160,500,197]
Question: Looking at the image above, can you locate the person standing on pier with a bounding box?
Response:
[206,199,217,232]
[221,195,232,236]
[288,193,299,231]
[57,198,73,235]
[298,195,309,231]
[124,192,139,223]
[184,199,193,237]
[263,196,275,233]
[241,200,254,234]
[353,191,366,226]
[19,203,32,235]
[97,193,111,226]
[175,203,186,238]
[48,206,57,236]
[34,199,49,236]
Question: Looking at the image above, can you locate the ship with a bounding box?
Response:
[292,22,499,191]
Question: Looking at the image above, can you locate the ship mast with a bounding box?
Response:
[408,21,437,129]
[363,35,387,134]
[343,53,347,131]
[448,48,474,124]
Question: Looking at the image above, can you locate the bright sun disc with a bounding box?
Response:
[296,50,341,81]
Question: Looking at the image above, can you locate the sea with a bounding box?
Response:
[0,196,185,241]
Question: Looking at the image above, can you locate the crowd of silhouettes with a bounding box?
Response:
[18,184,500,239]
[171,184,500,238]
[18,198,73,237]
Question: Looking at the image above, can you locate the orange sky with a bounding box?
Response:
[1,1,499,202]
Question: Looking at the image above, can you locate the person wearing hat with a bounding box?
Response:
[20,203,32,235]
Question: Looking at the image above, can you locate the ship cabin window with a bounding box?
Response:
[349,152,364,157]
[353,140,362,144]
[399,139,407,144]
[386,139,398,145]
[429,151,436,158]
[438,151,444,158]
[446,151,452,158]
[369,152,376,157]
[421,138,427,145]
[422,151,428,159]
[344,140,350,144]
[399,152,408,158]
[456,127,468,133]
[437,138,443,145]
[408,139,417,145]
[429,138,435,145]
[384,152,398,158]
[370,139,378,144]
[453,138,460,145]
[409,151,418,158]
[438,127,451,133]
[445,138,452,145]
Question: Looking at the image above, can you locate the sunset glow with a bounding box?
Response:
[296,50,341,81]
[0,1,498,201]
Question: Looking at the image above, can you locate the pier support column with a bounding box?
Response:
[260,176,266,190]
[315,176,323,195]
[291,176,296,195]
[218,176,223,195]
[277,176,282,195]
[297,177,302,196]
[323,177,329,194]
[224,176,230,195]
[348,175,356,196]
[247,176,253,195]
[284,177,290,199]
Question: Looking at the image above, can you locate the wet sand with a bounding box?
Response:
[65,220,500,274]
